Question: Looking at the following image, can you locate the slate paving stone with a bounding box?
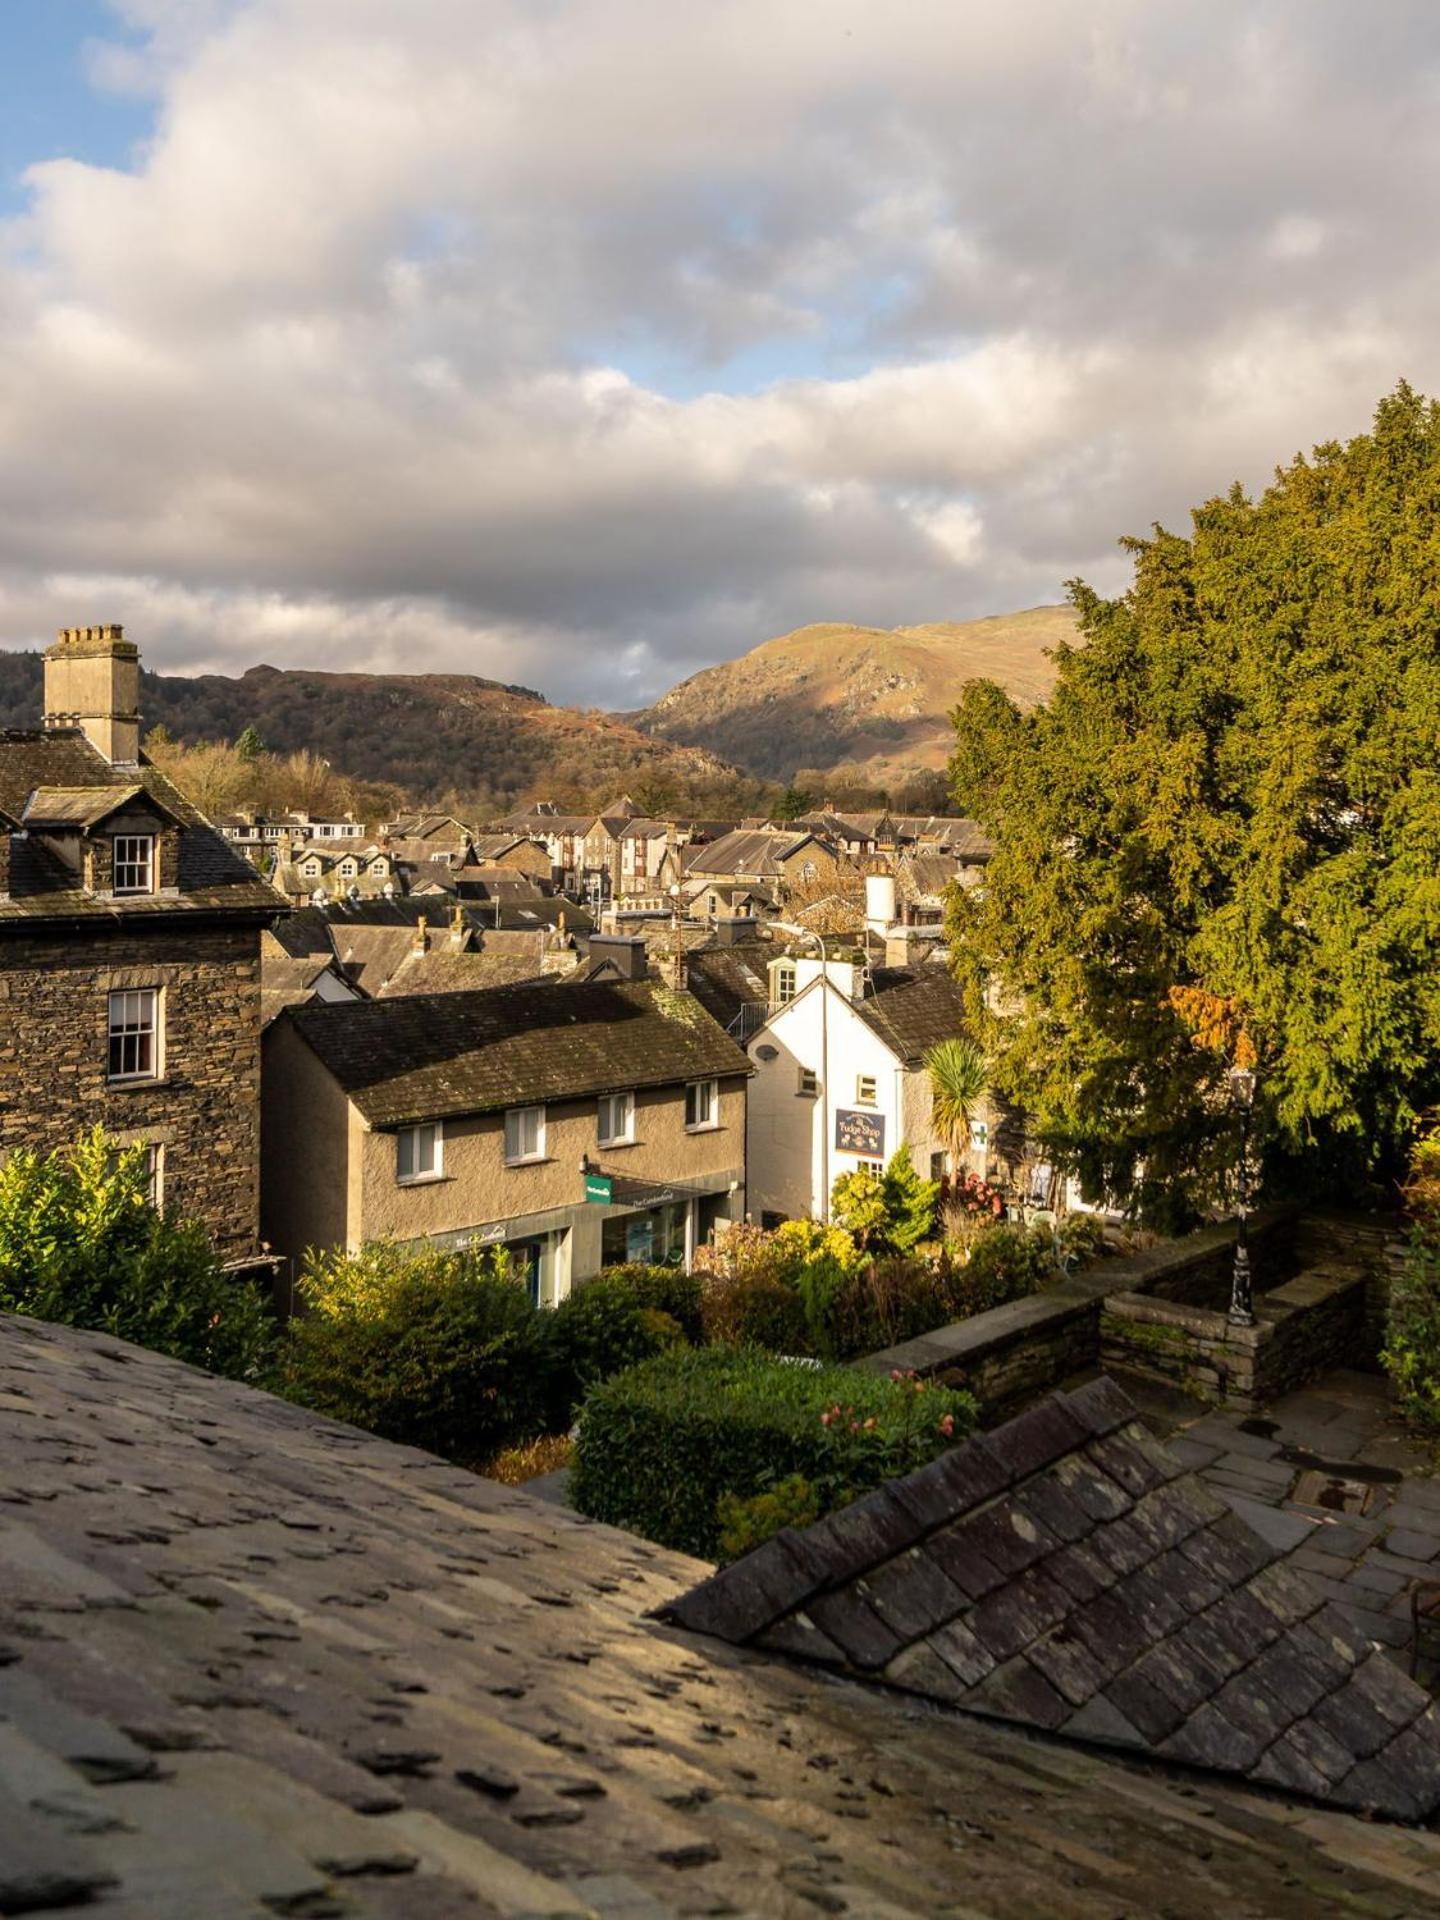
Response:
[1383,1529,1440,1563]
[1213,1452,1295,1487]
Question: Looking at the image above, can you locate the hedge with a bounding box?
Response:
[570,1346,976,1559]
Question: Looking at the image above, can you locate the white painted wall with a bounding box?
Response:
[746,976,946,1221]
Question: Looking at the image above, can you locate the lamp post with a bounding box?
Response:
[1227,1064,1258,1327]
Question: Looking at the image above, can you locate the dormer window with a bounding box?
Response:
[113,834,154,895]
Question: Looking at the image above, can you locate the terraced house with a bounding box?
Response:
[261,950,750,1307]
[0,626,283,1259]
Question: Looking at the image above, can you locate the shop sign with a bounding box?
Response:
[584,1171,614,1205]
[835,1108,885,1156]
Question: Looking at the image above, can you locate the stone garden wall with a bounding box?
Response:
[859,1205,1396,1421]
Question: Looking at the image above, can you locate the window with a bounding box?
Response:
[396,1122,442,1183]
[770,959,797,1009]
[685,1079,718,1130]
[969,1118,990,1153]
[857,1158,884,1176]
[106,1141,162,1205]
[597,1091,634,1147]
[797,1067,819,1098]
[930,1150,950,1181]
[504,1105,546,1164]
[856,1074,878,1106]
[112,834,154,895]
[107,989,159,1081]
[760,1210,788,1231]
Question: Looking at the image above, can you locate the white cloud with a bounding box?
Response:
[2,0,1439,706]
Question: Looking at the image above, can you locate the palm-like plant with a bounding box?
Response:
[925,1037,989,1169]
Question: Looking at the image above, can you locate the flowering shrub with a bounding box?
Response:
[571,1346,975,1559]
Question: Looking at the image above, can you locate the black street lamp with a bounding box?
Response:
[1228,1064,1258,1326]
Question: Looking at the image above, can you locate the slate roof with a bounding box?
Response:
[854,966,969,1063]
[260,954,352,1026]
[21,783,160,830]
[6,1320,1434,1918]
[685,940,774,1031]
[0,729,281,922]
[685,827,829,878]
[662,1377,1440,1823]
[285,976,751,1127]
[374,948,548,998]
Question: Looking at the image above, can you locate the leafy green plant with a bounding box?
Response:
[0,1128,273,1381]
[831,1151,939,1255]
[274,1240,551,1461]
[925,1037,989,1167]
[717,1473,821,1559]
[545,1270,689,1424]
[1383,1118,1440,1439]
[948,1222,1057,1316]
[571,1346,975,1559]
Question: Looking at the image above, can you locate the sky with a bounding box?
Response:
[0,0,1437,708]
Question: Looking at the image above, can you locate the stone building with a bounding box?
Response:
[0,626,283,1259]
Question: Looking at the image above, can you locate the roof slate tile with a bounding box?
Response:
[664,1377,1440,1822]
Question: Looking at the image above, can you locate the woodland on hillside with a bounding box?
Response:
[0,648,963,826]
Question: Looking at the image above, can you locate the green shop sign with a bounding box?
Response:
[584,1171,614,1205]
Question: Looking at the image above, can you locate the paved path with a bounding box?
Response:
[1119,1366,1440,1681]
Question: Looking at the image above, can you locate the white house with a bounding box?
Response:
[744,947,992,1225]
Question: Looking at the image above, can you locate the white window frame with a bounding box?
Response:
[797,1066,819,1098]
[112,834,155,896]
[107,988,161,1082]
[596,1090,635,1148]
[504,1104,547,1165]
[969,1117,990,1153]
[396,1121,443,1184]
[770,959,798,1009]
[856,1074,878,1107]
[685,1078,719,1131]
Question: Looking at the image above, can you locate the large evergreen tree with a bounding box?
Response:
[947,384,1440,1224]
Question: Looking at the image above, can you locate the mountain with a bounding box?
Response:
[636,605,1077,784]
[0,654,739,813]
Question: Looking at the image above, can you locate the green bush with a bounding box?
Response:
[717,1473,821,1560]
[0,1129,273,1382]
[571,1346,976,1559]
[275,1240,551,1461]
[545,1270,689,1424]
[829,1255,961,1358]
[1382,1229,1440,1437]
[1383,1126,1440,1442]
[831,1152,939,1255]
[595,1263,705,1342]
[949,1222,1057,1315]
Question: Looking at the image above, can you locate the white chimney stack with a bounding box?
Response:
[865,871,897,938]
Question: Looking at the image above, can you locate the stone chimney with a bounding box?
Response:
[43,625,141,764]
[588,933,648,981]
[413,913,430,955]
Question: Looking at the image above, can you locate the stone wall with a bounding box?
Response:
[0,920,263,1257]
[856,1205,1376,1421]
[1099,1260,1373,1413]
